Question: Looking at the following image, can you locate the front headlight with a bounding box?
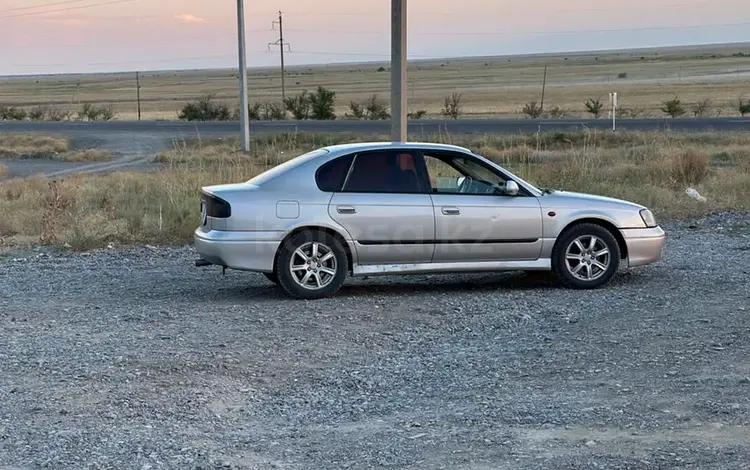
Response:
[640,209,658,228]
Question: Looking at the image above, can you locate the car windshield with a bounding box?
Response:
[246,148,330,186]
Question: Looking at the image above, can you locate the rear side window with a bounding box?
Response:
[315,154,354,192]
[342,151,423,193]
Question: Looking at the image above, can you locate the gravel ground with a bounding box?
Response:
[1,212,749,470]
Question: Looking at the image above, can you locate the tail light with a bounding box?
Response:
[201,193,231,220]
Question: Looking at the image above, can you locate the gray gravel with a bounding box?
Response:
[1,212,749,469]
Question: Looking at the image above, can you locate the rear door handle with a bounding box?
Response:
[337,205,356,214]
[441,206,460,215]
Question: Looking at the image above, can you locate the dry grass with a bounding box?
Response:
[61,149,112,162]
[0,134,69,157]
[2,43,750,120]
[1,130,749,251]
[0,134,111,162]
[0,163,7,179]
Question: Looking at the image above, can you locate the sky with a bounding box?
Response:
[1,0,749,75]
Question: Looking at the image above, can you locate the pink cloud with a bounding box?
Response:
[175,13,207,24]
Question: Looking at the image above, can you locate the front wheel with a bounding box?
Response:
[275,231,348,299]
[552,223,621,289]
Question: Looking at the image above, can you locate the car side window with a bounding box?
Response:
[423,152,509,195]
[316,154,354,192]
[342,151,423,193]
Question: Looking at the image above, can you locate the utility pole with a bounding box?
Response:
[540,65,548,113]
[270,11,291,106]
[391,0,407,142]
[136,71,141,121]
[236,0,249,152]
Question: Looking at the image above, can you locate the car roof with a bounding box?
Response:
[320,141,473,156]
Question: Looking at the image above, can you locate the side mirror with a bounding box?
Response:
[504,180,519,196]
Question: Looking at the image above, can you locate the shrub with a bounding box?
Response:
[409,110,427,119]
[346,101,366,119]
[617,72,628,79]
[661,97,685,118]
[99,105,116,121]
[178,95,232,121]
[738,98,750,116]
[29,106,47,121]
[441,93,462,119]
[548,106,569,118]
[308,86,337,120]
[691,98,712,117]
[584,98,604,118]
[261,102,285,120]
[522,101,543,119]
[46,107,72,122]
[0,106,28,121]
[284,91,310,120]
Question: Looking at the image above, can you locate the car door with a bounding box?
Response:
[421,150,543,263]
[328,149,435,266]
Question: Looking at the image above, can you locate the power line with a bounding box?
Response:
[1,0,91,13]
[274,0,718,17]
[285,21,750,37]
[2,0,138,19]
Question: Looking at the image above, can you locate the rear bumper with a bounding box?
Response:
[194,228,282,273]
[621,226,666,267]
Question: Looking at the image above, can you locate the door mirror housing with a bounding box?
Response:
[504,180,520,196]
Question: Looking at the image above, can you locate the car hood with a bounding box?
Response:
[541,190,646,210]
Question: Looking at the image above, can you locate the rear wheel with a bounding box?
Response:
[275,231,348,299]
[552,223,620,289]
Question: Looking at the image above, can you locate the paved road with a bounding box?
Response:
[1,117,747,179]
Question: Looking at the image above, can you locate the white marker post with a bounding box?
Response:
[610,92,618,132]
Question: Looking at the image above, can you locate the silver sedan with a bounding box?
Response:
[194,142,666,299]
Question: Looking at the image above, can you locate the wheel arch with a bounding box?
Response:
[274,225,355,274]
[556,217,628,260]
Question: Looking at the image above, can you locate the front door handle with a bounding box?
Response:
[337,205,356,214]
[441,206,460,215]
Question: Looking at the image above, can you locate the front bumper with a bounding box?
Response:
[621,226,666,267]
[194,228,282,273]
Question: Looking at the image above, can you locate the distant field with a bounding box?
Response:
[2,42,750,121]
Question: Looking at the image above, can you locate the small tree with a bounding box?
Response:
[178,95,232,121]
[29,106,47,121]
[346,101,366,119]
[408,109,427,119]
[0,106,28,121]
[99,105,117,121]
[441,93,462,119]
[738,98,750,116]
[363,94,390,120]
[309,86,337,120]
[284,90,310,120]
[522,101,543,119]
[584,98,604,118]
[548,106,569,118]
[691,98,712,117]
[661,97,685,118]
[262,102,285,120]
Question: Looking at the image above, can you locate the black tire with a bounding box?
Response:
[263,272,279,285]
[551,223,621,289]
[275,230,348,300]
